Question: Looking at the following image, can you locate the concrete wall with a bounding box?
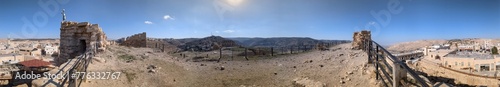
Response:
[0,55,24,63]
[442,56,500,72]
[417,59,499,86]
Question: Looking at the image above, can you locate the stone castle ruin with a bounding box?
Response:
[352,30,371,50]
[117,32,168,52]
[57,21,109,65]
[119,32,147,48]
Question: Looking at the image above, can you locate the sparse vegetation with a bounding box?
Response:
[492,46,498,55]
[119,54,136,62]
[122,70,137,82]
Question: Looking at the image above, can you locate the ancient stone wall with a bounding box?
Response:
[120,32,147,48]
[352,30,371,50]
[58,21,108,65]
[118,33,173,52]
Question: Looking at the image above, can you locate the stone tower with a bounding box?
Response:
[57,21,108,65]
[352,30,372,50]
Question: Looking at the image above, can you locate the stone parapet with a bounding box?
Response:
[57,21,109,65]
[352,30,371,50]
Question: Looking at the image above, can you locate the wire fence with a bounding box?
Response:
[175,42,348,62]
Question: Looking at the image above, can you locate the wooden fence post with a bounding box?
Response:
[245,48,249,60]
[271,47,274,56]
[218,48,222,62]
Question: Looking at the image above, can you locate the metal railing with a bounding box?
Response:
[364,39,429,87]
[42,43,97,87]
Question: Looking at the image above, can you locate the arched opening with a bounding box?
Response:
[80,40,87,54]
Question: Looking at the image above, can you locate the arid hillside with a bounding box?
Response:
[80,43,377,87]
[387,40,447,52]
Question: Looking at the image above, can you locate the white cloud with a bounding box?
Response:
[163,15,174,20]
[223,30,235,33]
[369,21,376,25]
[144,21,153,24]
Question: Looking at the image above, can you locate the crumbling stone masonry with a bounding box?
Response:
[118,32,169,52]
[352,30,371,50]
[120,32,147,48]
[58,21,109,65]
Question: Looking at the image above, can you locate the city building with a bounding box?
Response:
[441,52,500,72]
[0,54,24,65]
[43,45,59,56]
[18,59,53,73]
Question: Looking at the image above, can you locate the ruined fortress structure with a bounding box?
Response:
[58,21,109,65]
[120,32,147,48]
[118,32,167,51]
[352,30,371,50]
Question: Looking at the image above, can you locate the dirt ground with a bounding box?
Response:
[80,43,375,87]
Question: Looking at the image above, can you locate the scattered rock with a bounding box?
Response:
[92,57,106,63]
[293,77,326,87]
[319,65,324,67]
[340,80,345,84]
[147,65,157,69]
[293,66,297,68]
[215,66,225,71]
[304,60,314,63]
[148,69,156,73]
[274,73,278,75]
[346,71,353,75]
[200,64,206,66]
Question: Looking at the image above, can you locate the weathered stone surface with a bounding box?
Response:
[352,30,371,50]
[118,32,147,48]
[293,77,326,87]
[57,21,109,65]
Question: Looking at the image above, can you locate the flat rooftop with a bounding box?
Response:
[445,51,495,59]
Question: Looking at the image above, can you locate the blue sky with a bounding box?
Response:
[0,0,499,45]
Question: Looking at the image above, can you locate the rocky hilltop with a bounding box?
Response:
[387,40,447,52]
[229,37,350,47]
[177,36,239,51]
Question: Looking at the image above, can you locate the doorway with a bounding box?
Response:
[80,40,87,53]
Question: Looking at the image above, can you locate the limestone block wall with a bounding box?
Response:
[120,32,147,48]
[352,30,371,50]
[58,21,108,65]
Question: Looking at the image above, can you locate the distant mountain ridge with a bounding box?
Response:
[228,37,350,47]
[149,36,350,52]
[177,36,239,51]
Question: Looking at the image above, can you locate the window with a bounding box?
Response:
[455,62,457,66]
[461,62,464,66]
[468,62,470,66]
